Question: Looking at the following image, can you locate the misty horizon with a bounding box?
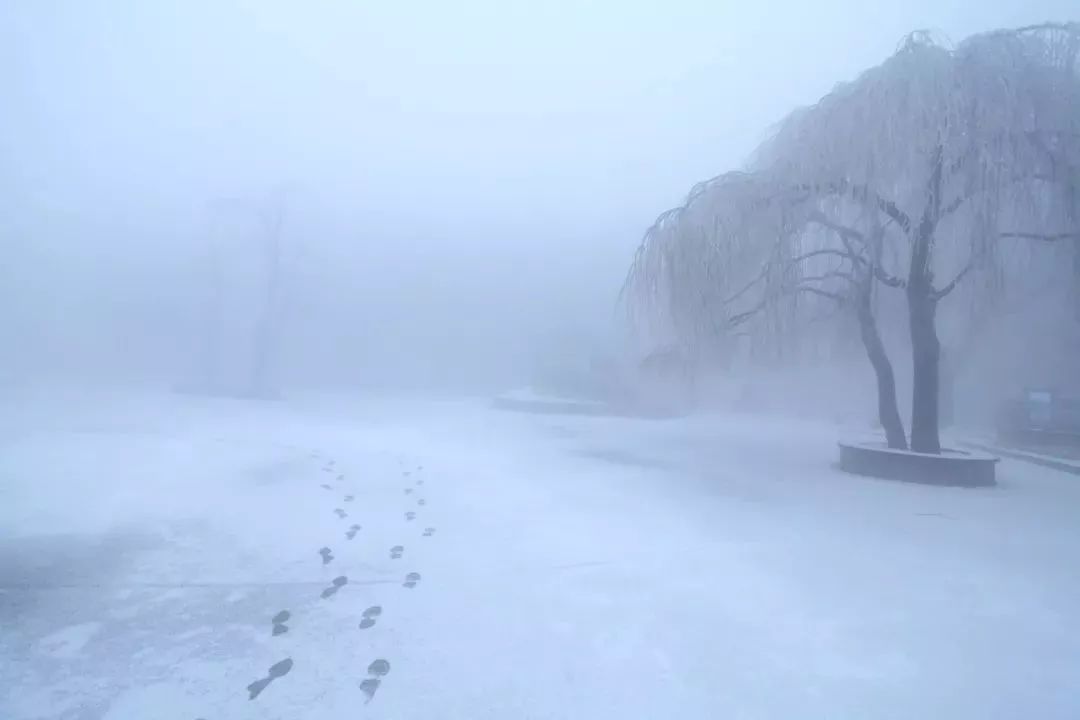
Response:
[4,1,1076,392]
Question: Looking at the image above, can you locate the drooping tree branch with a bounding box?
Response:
[799,270,858,286]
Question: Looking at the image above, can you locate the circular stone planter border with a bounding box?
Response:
[838,441,999,487]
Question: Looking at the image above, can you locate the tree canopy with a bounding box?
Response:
[623,22,1080,452]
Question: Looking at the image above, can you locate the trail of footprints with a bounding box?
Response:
[238,455,435,706]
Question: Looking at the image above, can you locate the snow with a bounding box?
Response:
[3,386,1080,719]
[495,386,611,408]
[964,439,1080,474]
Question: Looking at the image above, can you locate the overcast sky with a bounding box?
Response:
[1,0,1075,387]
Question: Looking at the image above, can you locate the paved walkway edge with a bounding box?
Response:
[960,441,1080,477]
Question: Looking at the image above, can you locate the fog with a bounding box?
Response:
[3,0,1074,393]
[7,5,1080,719]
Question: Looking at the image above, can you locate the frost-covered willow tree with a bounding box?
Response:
[623,172,791,363]
[625,22,1080,453]
[624,171,911,447]
[757,24,1080,452]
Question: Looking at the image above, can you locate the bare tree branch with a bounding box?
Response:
[788,248,865,267]
[795,286,848,304]
[727,297,769,327]
[721,259,772,306]
[939,192,971,219]
[807,212,866,245]
[931,261,975,300]
[858,187,913,235]
[1000,231,1080,242]
[941,169,1072,221]
[799,271,857,285]
[792,182,913,235]
[872,264,906,288]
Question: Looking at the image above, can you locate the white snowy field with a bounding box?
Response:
[3,386,1080,720]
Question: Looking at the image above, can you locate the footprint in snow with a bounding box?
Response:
[404,488,413,495]
[345,524,361,540]
[422,527,435,537]
[246,658,293,700]
[416,479,424,486]
[404,511,416,522]
[417,498,426,506]
[336,473,345,482]
[358,605,382,629]
[271,609,290,636]
[403,471,411,477]
[319,547,334,565]
[403,572,421,589]
[320,576,348,599]
[390,545,403,560]
[359,658,391,702]
[344,494,354,502]
[334,508,348,519]
[320,484,332,490]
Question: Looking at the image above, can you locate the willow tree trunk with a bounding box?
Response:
[856,293,907,449]
[907,155,945,455]
[907,278,942,454]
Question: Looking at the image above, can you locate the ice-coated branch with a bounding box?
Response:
[790,248,866,266]
[798,271,857,286]
[1000,231,1080,242]
[873,265,906,288]
[795,286,848,304]
[931,261,975,300]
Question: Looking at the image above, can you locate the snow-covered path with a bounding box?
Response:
[3,388,1080,719]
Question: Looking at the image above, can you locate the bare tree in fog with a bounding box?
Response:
[249,189,287,399]
[626,22,1080,453]
[192,188,289,399]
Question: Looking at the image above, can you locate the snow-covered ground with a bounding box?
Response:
[3,386,1080,719]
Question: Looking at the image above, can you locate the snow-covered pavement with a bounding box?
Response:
[3,388,1080,719]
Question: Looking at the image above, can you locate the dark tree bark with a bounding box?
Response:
[905,147,945,454]
[856,291,907,449]
[798,218,908,449]
[907,282,942,453]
